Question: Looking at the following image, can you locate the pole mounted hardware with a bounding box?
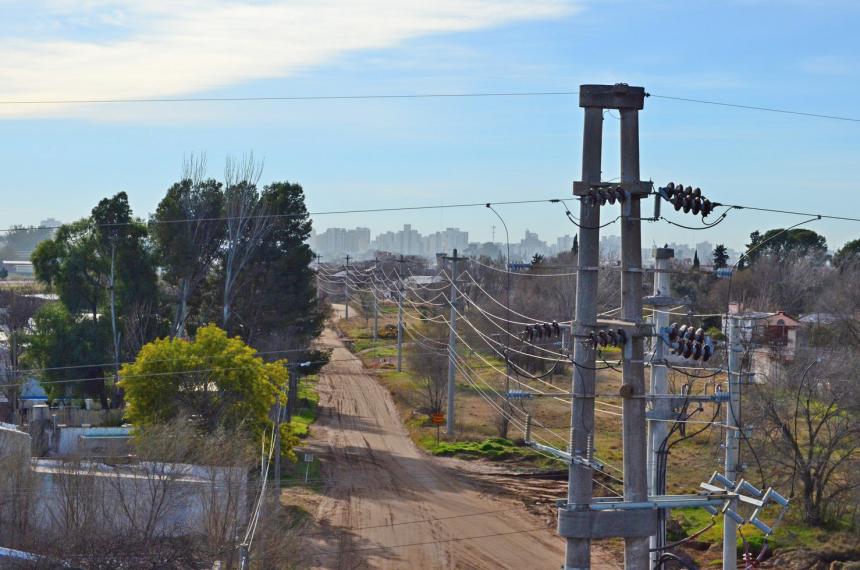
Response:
[661,323,715,361]
[700,471,790,540]
[657,182,721,218]
[521,320,562,342]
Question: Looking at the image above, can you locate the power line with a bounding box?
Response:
[648,93,860,123]
[2,88,857,124]
[0,91,580,106]
[0,198,564,233]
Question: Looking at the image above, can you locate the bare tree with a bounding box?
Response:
[752,348,860,526]
[406,322,448,415]
[0,288,44,423]
[152,154,226,339]
[222,153,269,331]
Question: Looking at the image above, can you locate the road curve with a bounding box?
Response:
[306,315,619,569]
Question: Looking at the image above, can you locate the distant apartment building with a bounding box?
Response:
[311,227,370,256]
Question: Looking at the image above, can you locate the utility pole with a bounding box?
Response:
[285,363,299,424]
[315,254,323,301]
[373,257,379,343]
[395,255,407,372]
[442,249,462,437]
[344,255,351,320]
[619,89,650,570]
[560,84,652,570]
[647,246,674,565]
[565,92,603,570]
[723,315,742,570]
[273,385,283,495]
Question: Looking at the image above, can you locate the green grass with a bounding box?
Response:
[281,456,323,492]
[670,506,851,560]
[290,375,319,438]
[425,437,535,461]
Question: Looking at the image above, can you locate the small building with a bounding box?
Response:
[725,303,801,381]
[1,260,35,277]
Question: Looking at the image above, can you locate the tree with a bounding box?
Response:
[753,351,860,525]
[221,155,269,332]
[120,324,296,455]
[571,235,579,256]
[30,196,158,406]
[712,244,729,269]
[833,238,860,268]
[230,181,324,352]
[0,288,46,421]
[406,323,448,416]
[745,228,827,264]
[26,303,111,405]
[0,267,6,280]
[151,163,225,338]
[692,251,700,269]
[530,253,544,266]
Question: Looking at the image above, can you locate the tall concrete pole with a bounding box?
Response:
[344,255,351,320]
[566,104,603,570]
[648,247,674,566]
[445,249,460,437]
[373,257,379,343]
[620,105,650,569]
[396,255,406,372]
[723,316,742,570]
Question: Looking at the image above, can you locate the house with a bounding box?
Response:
[725,303,802,381]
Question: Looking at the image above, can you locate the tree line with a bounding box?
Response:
[19,156,325,410]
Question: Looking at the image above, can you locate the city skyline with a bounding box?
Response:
[309,222,740,265]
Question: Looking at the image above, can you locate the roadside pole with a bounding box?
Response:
[561,84,651,570]
[286,363,298,424]
[344,255,351,320]
[373,257,379,343]
[723,315,742,570]
[395,255,407,372]
[443,249,461,437]
[619,96,650,570]
[647,247,674,565]
[565,98,603,570]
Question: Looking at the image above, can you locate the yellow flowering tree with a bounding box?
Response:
[120,324,296,459]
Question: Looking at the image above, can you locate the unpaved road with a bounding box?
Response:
[306,313,619,569]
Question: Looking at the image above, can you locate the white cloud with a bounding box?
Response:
[0,0,577,118]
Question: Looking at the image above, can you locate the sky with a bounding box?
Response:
[2,0,859,252]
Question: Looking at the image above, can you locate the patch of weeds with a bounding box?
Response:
[427,437,528,461]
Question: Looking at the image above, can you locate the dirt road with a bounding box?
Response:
[306,315,619,569]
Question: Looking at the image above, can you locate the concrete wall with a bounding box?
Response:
[31,459,248,537]
[54,426,132,456]
[0,425,31,465]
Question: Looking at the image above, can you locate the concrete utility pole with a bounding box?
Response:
[565,95,603,570]
[619,91,650,570]
[395,255,407,372]
[315,254,323,301]
[285,363,298,424]
[723,315,742,570]
[344,255,351,320]
[559,84,652,570]
[442,249,462,437]
[273,389,282,494]
[647,247,675,565]
[373,257,379,343]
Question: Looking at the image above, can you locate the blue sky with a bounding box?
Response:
[2,0,859,252]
